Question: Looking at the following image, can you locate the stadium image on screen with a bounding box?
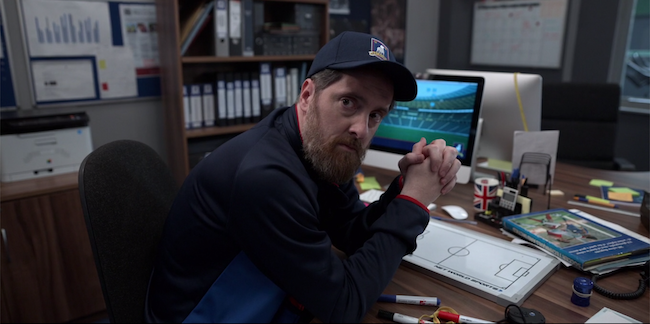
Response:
[371,79,480,161]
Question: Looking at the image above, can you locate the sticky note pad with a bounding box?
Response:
[360,176,382,190]
[99,60,107,70]
[487,159,513,172]
[589,179,613,187]
[609,187,641,196]
[607,192,634,202]
[586,195,611,204]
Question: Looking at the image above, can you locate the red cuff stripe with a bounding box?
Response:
[396,194,428,212]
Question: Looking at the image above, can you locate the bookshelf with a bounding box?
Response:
[155,0,330,185]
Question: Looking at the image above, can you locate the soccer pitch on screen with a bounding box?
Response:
[374,125,468,158]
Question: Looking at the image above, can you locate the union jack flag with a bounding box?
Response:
[474,179,498,211]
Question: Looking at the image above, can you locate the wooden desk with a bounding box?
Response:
[359,162,649,323]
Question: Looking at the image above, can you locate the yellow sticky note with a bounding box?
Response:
[609,187,641,196]
[586,195,611,204]
[360,176,382,190]
[589,179,613,187]
[607,192,634,202]
[98,60,107,70]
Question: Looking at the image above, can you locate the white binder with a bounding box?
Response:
[273,66,286,109]
[190,84,203,128]
[183,85,191,129]
[216,75,228,126]
[228,0,242,56]
[214,0,230,57]
[251,72,262,122]
[225,73,236,125]
[242,73,252,123]
[234,73,243,124]
[289,67,299,105]
[259,63,273,117]
[202,83,216,127]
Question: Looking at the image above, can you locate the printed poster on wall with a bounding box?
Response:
[118,3,159,76]
[21,0,112,57]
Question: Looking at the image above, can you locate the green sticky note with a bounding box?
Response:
[487,158,513,172]
[360,176,382,190]
[589,179,614,187]
[586,195,611,204]
[609,187,641,196]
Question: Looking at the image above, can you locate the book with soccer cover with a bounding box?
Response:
[502,208,650,271]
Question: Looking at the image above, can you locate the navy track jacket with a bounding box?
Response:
[145,106,430,323]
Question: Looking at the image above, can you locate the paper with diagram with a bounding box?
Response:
[403,219,560,306]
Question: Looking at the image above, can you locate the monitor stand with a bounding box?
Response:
[471,118,495,181]
[362,149,402,173]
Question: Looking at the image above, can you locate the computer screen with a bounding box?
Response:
[362,74,485,184]
[426,69,543,170]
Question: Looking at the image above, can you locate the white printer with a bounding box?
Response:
[0,111,93,182]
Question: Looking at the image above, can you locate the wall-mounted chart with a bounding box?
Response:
[19,0,160,105]
[471,0,568,69]
[22,0,112,57]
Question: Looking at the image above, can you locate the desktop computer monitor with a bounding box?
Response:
[426,69,543,170]
[362,74,485,184]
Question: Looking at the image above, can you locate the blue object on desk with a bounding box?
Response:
[571,277,593,307]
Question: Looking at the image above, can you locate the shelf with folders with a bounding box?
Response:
[155,0,329,185]
[186,123,256,138]
[180,0,328,59]
[181,59,310,125]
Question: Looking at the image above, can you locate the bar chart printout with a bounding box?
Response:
[21,0,112,57]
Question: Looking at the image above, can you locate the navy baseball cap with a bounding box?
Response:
[306,31,417,101]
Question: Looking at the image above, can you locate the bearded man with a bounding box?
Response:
[145,31,461,323]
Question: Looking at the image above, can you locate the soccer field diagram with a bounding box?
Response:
[405,221,549,294]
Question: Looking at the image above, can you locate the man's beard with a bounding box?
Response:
[302,103,368,184]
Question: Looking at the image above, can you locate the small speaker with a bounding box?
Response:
[641,190,649,231]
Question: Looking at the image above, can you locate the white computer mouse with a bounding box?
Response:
[441,205,469,220]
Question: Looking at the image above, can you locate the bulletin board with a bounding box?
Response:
[19,0,160,106]
[1,8,17,109]
[470,0,568,69]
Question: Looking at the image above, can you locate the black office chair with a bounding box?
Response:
[78,140,178,323]
[541,82,635,171]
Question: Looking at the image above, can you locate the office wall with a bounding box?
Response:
[1,0,168,163]
[4,0,646,171]
[404,0,439,74]
[406,0,649,171]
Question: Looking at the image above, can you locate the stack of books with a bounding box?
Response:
[502,208,650,273]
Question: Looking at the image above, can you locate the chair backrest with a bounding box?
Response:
[78,140,178,323]
[541,82,621,170]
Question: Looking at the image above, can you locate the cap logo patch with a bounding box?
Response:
[368,38,389,61]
